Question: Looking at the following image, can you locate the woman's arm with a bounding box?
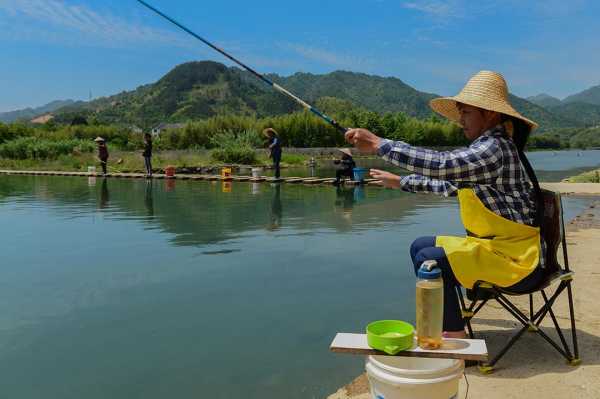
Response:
[398,174,460,197]
[346,128,502,183]
[369,169,459,196]
[268,137,279,149]
[377,137,502,182]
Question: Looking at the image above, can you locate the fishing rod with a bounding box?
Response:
[135,0,347,134]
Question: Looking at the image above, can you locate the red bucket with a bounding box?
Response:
[165,165,176,177]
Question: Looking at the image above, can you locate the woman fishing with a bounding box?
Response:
[346,71,545,339]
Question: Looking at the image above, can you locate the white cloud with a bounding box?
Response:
[281,42,372,69]
[402,1,461,18]
[0,0,190,47]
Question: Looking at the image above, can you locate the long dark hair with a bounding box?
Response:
[506,116,545,232]
[508,117,533,152]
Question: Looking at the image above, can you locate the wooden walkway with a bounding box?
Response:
[0,170,382,187]
[2,170,599,194]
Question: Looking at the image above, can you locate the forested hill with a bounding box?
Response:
[52,61,587,131]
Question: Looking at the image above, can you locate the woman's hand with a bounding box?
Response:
[369,169,401,189]
[345,128,381,154]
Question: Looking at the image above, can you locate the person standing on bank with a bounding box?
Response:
[346,71,545,339]
[143,133,153,178]
[94,137,109,176]
[264,128,282,179]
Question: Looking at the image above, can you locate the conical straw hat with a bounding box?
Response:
[430,71,538,131]
[94,137,105,142]
[338,148,352,157]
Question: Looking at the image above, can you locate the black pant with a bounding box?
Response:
[336,168,353,183]
[100,158,108,174]
[144,156,152,175]
[272,153,281,178]
[410,235,547,332]
[410,236,464,331]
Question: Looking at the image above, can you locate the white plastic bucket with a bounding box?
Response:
[87,166,96,174]
[251,167,262,178]
[365,355,463,399]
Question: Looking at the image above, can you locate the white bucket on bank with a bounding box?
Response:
[365,355,464,399]
[251,167,262,178]
[87,166,96,174]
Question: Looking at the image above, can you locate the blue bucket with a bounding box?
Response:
[353,167,368,182]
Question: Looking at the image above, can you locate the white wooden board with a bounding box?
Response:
[330,333,488,361]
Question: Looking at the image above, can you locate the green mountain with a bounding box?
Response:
[508,94,577,131]
[0,100,75,123]
[526,94,562,108]
[552,102,600,127]
[267,71,437,119]
[563,84,600,105]
[50,61,582,131]
[54,62,297,127]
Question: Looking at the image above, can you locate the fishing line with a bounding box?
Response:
[135,0,347,134]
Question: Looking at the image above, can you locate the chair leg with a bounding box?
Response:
[486,324,529,368]
[541,290,573,359]
[456,287,475,339]
[566,281,580,363]
[489,293,571,365]
[528,294,536,332]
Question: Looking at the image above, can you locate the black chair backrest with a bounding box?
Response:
[540,189,562,275]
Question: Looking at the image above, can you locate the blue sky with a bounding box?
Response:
[1,0,599,112]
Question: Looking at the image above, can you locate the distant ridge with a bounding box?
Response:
[19,61,594,131]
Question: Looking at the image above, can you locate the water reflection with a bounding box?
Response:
[0,176,455,247]
[335,186,356,212]
[99,178,109,209]
[144,180,154,217]
[268,184,282,231]
[0,175,593,250]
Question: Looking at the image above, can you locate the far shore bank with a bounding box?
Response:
[1,148,599,178]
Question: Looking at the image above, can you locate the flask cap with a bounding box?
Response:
[418,260,442,279]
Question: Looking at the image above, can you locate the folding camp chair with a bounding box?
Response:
[456,189,580,373]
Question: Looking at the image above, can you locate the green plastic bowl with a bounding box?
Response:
[366,320,414,355]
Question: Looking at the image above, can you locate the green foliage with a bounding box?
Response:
[280,154,307,165]
[210,130,258,164]
[565,169,600,183]
[527,134,564,149]
[0,137,95,160]
[568,126,600,149]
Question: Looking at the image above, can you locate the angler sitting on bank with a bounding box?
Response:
[346,71,545,339]
[334,148,356,185]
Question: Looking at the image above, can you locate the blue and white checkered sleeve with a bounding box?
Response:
[377,136,502,182]
[399,174,459,197]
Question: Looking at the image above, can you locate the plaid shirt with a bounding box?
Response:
[378,125,544,266]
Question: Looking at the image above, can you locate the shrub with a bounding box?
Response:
[210,130,258,164]
[0,137,95,160]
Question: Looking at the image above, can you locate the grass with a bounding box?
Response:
[563,169,600,183]
[0,149,318,172]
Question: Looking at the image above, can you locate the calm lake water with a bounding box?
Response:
[0,151,597,399]
[277,149,600,182]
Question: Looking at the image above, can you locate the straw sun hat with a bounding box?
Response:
[262,128,278,137]
[94,137,105,142]
[338,148,352,157]
[429,70,538,131]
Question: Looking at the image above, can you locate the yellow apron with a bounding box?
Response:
[435,188,540,289]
